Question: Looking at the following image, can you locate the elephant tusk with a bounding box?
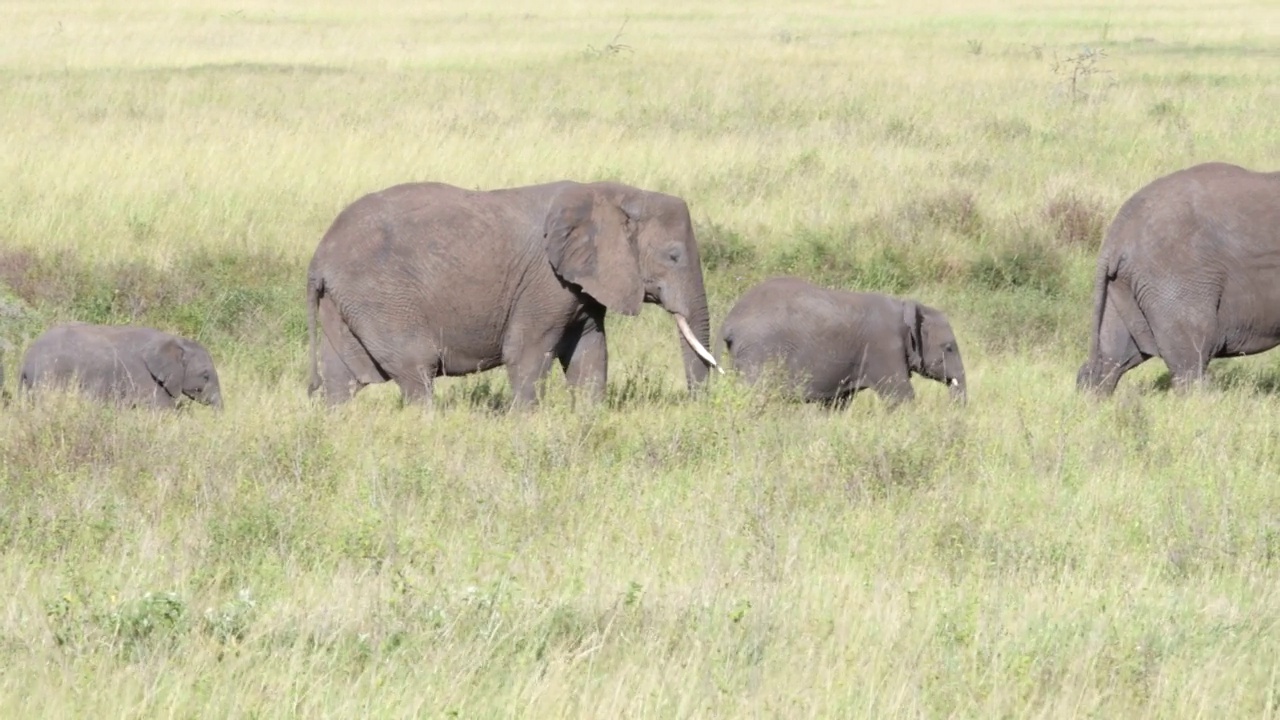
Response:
[675,313,723,374]
[950,378,959,387]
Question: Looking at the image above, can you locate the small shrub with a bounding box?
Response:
[1042,191,1109,247]
[583,18,633,58]
[46,589,191,659]
[896,188,985,240]
[202,588,258,645]
[104,591,189,658]
[0,248,79,308]
[1050,46,1110,104]
[927,189,983,237]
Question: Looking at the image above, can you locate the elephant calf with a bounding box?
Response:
[718,277,967,406]
[20,323,223,410]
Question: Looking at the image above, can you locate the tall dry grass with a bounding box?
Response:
[3,0,1280,716]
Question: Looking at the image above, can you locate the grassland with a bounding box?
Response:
[3,0,1280,716]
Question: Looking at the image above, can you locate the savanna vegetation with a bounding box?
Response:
[3,1,1280,716]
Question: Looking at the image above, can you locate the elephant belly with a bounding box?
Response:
[423,322,506,377]
[438,342,504,376]
[1218,278,1280,357]
[1218,327,1280,357]
[341,292,507,378]
[792,358,844,394]
[770,348,857,400]
[34,354,154,402]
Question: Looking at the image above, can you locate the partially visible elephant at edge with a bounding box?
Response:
[717,276,967,407]
[306,180,720,408]
[19,323,223,409]
[1077,162,1280,395]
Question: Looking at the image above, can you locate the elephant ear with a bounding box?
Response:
[544,185,644,316]
[902,301,923,372]
[144,337,186,398]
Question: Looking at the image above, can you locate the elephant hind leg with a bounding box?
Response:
[1083,282,1151,395]
[1153,322,1216,393]
[318,332,366,405]
[372,335,445,408]
[393,370,436,408]
[1142,290,1218,393]
[317,296,385,405]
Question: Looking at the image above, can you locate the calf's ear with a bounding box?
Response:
[902,301,923,371]
[144,338,186,398]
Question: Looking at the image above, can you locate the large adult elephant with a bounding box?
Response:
[306,180,720,407]
[1077,162,1280,395]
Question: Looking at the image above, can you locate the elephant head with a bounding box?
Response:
[543,182,720,389]
[903,301,966,402]
[144,336,224,409]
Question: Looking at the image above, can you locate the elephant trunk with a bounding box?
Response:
[670,291,718,391]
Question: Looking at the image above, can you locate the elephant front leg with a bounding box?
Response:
[872,371,916,409]
[556,313,608,404]
[147,385,179,410]
[505,347,558,409]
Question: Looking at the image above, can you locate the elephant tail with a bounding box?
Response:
[1085,254,1113,362]
[306,272,323,396]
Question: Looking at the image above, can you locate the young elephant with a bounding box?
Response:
[718,277,967,406]
[19,323,223,410]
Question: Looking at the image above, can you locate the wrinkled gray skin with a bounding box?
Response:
[718,277,967,407]
[306,180,716,408]
[19,323,223,409]
[1077,162,1280,395]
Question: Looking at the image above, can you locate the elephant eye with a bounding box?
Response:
[666,247,683,265]
[943,343,956,353]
